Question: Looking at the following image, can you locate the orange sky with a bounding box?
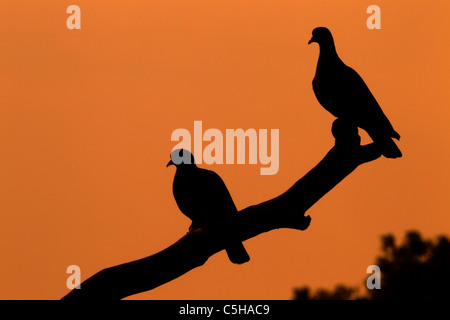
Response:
[1,1,449,299]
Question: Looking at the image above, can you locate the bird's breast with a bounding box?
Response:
[314,64,354,119]
[314,75,341,117]
[172,172,202,222]
[172,169,237,226]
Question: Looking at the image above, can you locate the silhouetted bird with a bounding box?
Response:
[308,27,402,158]
[167,149,250,264]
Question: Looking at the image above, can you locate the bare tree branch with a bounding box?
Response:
[61,119,382,300]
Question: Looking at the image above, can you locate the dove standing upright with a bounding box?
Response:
[308,27,402,158]
[167,149,250,264]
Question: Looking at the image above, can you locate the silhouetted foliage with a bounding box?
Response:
[293,231,450,300]
[371,231,450,300]
[293,284,359,300]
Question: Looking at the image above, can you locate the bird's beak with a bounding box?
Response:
[308,37,315,45]
[166,160,174,167]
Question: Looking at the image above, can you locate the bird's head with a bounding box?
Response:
[166,149,196,168]
[308,27,334,46]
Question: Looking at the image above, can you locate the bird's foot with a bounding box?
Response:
[332,118,361,146]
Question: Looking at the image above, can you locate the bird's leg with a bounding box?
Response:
[331,118,381,164]
[332,118,361,148]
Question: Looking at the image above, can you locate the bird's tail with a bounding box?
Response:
[380,138,402,159]
[226,242,250,264]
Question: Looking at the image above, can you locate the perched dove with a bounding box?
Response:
[309,27,402,158]
[167,149,250,264]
